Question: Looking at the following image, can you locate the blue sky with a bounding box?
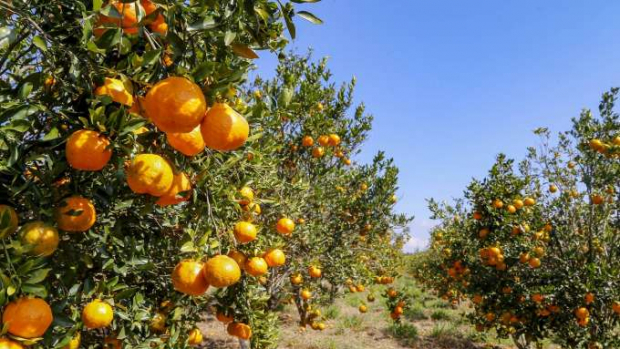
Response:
[254,1,620,252]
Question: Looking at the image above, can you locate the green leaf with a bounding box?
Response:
[224,31,236,46]
[32,36,47,52]
[290,0,321,3]
[231,44,259,59]
[93,0,103,11]
[21,284,48,298]
[188,16,217,31]
[278,2,296,39]
[25,268,51,284]
[42,127,60,141]
[18,82,33,99]
[142,49,162,67]
[296,11,323,24]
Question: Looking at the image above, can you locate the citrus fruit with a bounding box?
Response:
[82,299,114,329]
[263,248,286,267]
[55,196,96,232]
[233,221,257,243]
[20,221,59,256]
[166,126,205,156]
[200,103,249,151]
[0,205,19,238]
[227,322,252,340]
[94,77,133,106]
[203,255,241,288]
[126,154,174,196]
[144,77,207,133]
[172,260,209,296]
[276,217,295,235]
[66,130,112,171]
[156,172,192,206]
[245,257,268,277]
[2,297,53,338]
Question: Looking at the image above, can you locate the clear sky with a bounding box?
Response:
[254,1,620,252]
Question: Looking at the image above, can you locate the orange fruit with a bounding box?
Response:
[82,299,113,329]
[66,130,112,171]
[227,322,252,340]
[356,284,365,292]
[150,312,167,332]
[317,135,329,146]
[201,103,249,151]
[0,205,19,238]
[276,218,295,235]
[301,136,314,147]
[531,294,544,303]
[63,333,81,349]
[172,260,209,296]
[156,172,192,206]
[188,328,203,346]
[103,337,122,349]
[94,77,133,106]
[141,0,167,35]
[216,311,234,323]
[0,338,24,349]
[2,297,53,338]
[238,186,254,206]
[233,221,257,243]
[524,197,536,206]
[343,158,351,165]
[203,255,241,287]
[506,205,516,214]
[166,126,205,156]
[612,301,620,314]
[94,1,139,36]
[473,211,483,220]
[227,250,247,268]
[591,194,604,205]
[492,199,503,209]
[20,221,59,256]
[245,257,268,277]
[358,305,367,313]
[263,248,286,267]
[300,289,312,300]
[575,307,589,319]
[549,184,558,193]
[308,265,322,278]
[585,293,595,304]
[327,134,340,146]
[126,154,174,196]
[144,77,207,133]
[513,199,524,209]
[290,274,303,285]
[528,257,541,268]
[589,139,604,151]
[55,196,96,232]
[312,147,325,158]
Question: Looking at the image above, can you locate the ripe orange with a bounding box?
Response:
[478,228,489,239]
[302,136,314,147]
[233,221,257,243]
[0,338,24,349]
[103,337,122,349]
[513,199,524,209]
[549,184,558,193]
[317,135,329,146]
[20,221,59,256]
[172,260,209,296]
[300,289,312,300]
[276,217,295,235]
[359,305,367,313]
[227,250,247,268]
[201,103,249,151]
[492,199,503,209]
[216,311,234,323]
[356,284,365,292]
[290,274,303,285]
[575,307,589,319]
[506,205,516,214]
[532,294,544,303]
[312,147,325,158]
[524,197,536,206]
[0,205,19,238]
[2,297,53,338]
[227,322,252,340]
[166,126,205,156]
[66,130,112,171]
[263,248,286,267]
[126,154,174,196]
[150,312,167,332]
[238,186,254,206]
[82,299,114,329]
[328,134,341,146]
[585,293,595,305]
[308,266,322,278]
[473,211,483,220]
[203,255,242,287]
[156,172,192,206]
[612,301,620,314]
[589,139,604,151]
[144,77,207,133]
[245,257,269,277]
[141,0,167,34]
[528,257,541,268]
[94,77,133,106]
[55,196,96,232]
[387,288,398,298]
[188,328,203,346]
[519,252,530,264]
[343,158,351,165]
[591,194,604,205]
[94,1,139,36]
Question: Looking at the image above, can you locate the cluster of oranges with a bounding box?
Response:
[300,132,350,164]
[94,0,168,37]
[588,136,620,157]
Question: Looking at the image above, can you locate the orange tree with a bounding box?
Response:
[415,89,620,349]
[0,1,411,349]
